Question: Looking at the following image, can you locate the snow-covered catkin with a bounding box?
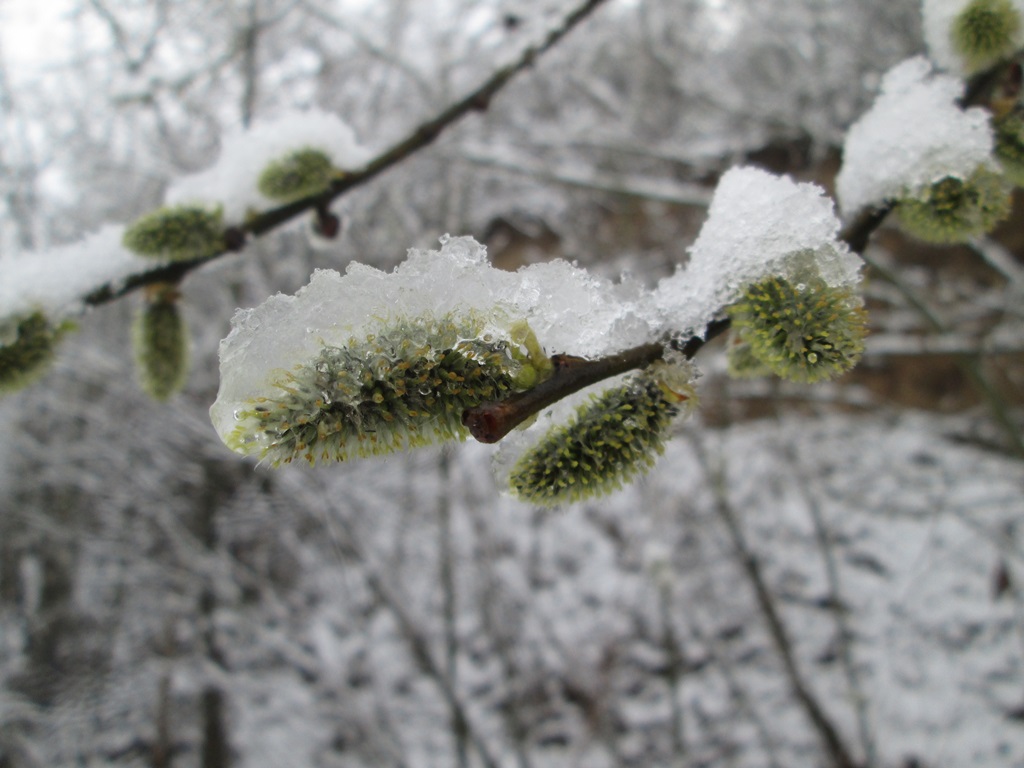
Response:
[727,276,867,384]
[951,0,1022,74]
[227,315,539,466]
[122,204,225,261]
[133,287,189,401]
[0,312,73,395]
[508,362,696,507]
[894,167,1012,243]
[257,148,339,202]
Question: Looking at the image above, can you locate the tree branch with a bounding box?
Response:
[463,318,732,444]
[460,129,909,448]
[699,446,860,768]
[81,0,611,308]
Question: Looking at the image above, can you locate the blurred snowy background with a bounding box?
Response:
[1,0,1023,766]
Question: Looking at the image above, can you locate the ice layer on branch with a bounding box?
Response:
[652,166,862,338]
[167,110,371,225]
[836,57,996,215]
[210,236,656,461]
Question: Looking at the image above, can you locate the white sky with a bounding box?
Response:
[0,0,77,71]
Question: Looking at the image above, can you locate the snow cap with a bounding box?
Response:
[654,166,861,337]
[168,109,371,225]
[210,236,656,445]
[836,56,996,215]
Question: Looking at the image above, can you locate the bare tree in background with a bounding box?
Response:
[1,1,1023,766]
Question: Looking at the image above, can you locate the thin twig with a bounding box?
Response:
[463,319,731,444]
[656,579,687,759]
[362,566,502,768]
[462,148,714,206]
[697,442,860,768]
[683,614,786,768]
[464,502,536,768]
[322,503,504,768]
[436,447,468,768]
[82,0,611,308]
[464,342,665,443]
[778,437,876,766]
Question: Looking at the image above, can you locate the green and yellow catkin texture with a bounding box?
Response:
[994,112,1024,185]
[122,204,225,261]
[228,315,539,466]
[257,148,338,202]
[725,334,774,379]
[0,312,72,395]
[951,0,1022,74]
[895,167,1012,244]
[727,276,867,384]
[508,363,696,508]
[133,287,189,401]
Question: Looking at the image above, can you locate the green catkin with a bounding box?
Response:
[228,315,539,466]
[725,333,775,379]
[994,112,1024,186]
[727,276,867,384]
[257,148,339,202]
[508,363,696,507]
[951,0,1022,74]
[895,167,1012,244]
[122,204,225,261]
[133,292,189,401]
[0,312,73,395]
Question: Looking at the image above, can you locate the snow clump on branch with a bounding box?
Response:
[653,165,862,340]
[211,167,869,503]
[836,57,1004,219]
[166,109,371,225]
[210,236,656,466]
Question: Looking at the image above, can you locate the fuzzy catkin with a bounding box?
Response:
[895,167,1012,244]
[994,112,1024,185]
[228,315,534,466]
[122,204,225,261]
[134,298,189,401]
[727,276,867,384]
[257,148,338,202]
[951,0,1022,73]
[508,364,695,507]
[0,312,70,395]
